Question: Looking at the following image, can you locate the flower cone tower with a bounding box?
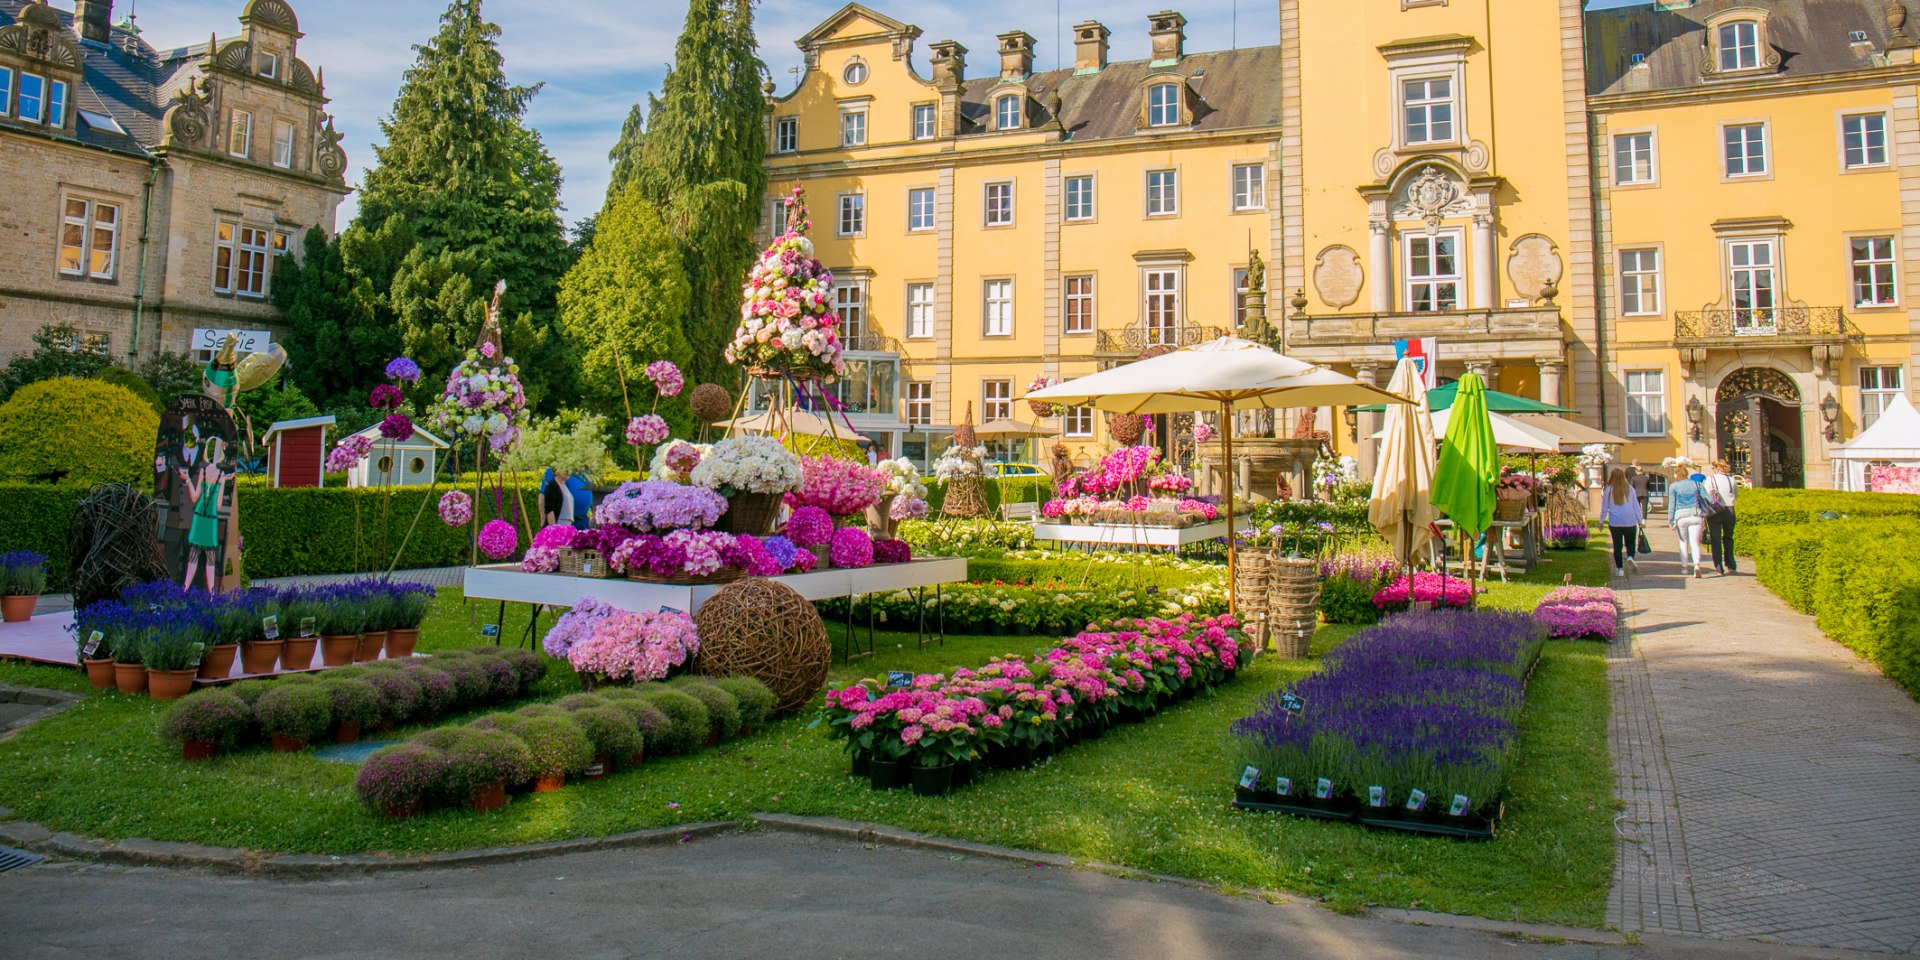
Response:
[942,403,989,518]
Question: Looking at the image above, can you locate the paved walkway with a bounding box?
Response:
[1607,523,1920,955]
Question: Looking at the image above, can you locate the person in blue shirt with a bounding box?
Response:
[1669,468,1707,579]
[1600,468,1643,578]
[540,467,595,529]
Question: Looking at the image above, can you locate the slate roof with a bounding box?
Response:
[957,45,1285,141]
[1586,0,1900,97]
[0,0,209,155]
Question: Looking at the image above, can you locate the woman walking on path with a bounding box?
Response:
[1601,468,1644,578]
[1669,467,1708,578]
[1703,459,1739,575]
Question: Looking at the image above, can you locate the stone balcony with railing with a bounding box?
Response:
[1280,306,1563,363]
[1671,307,1861,348]
[1095,323,1228,358]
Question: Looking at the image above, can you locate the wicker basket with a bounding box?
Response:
[1265,556,1322,660]
[721,492,783,536]
[1494,497,1529,522]
[627,566,747,586]
[559,548,614,579]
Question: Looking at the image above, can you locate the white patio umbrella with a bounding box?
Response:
[1369,406,1561,452]
[1025,336,1409,613]
[974,418,1058,439]
[1368,358,1438,566]
[718,407,844,439]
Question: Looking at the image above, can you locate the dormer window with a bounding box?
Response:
[996,94,1022,131]
[1718,21,1759,71]
[260,52,280,80]
[1147,83,1181,127]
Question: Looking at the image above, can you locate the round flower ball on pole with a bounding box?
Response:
[726,186,847,383]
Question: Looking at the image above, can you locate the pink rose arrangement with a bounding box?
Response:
[888,496,929,522]
[727,186,847,382]
[437,490,473,527]
[828,527,873,569]
[645,360,684,397]
[477,519,518,561]
[1193,422,1215,443]
[532,524,578,549]
[1149,473,1193,494]
[787,455,886,516]
[626,414,670,447]
[597,480,728,533]
[785,506,834,547]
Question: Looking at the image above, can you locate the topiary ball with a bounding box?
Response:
[0,377,160,485]
[689,383,734,423]
[693,578,829,714]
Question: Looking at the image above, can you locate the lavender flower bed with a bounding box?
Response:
[1545,524,1591,550]
[1229,608,1546,834]
[1532,586,1619,640]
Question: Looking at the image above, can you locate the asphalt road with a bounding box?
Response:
[0,830,1885,960]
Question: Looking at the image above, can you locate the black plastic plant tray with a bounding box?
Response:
[1356,802,1504,841]
[1232,795,1358,823]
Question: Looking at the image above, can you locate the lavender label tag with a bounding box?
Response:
[1405,788,1427,812]
[1237,766,1260,790]
[1367,785,1386,808]
[83,631,103,657]
[261,615,279,640]
[1314,777,1333,800]
[1274,776,1293,797]
[299,617,316,638]
[1449,794,1471,817]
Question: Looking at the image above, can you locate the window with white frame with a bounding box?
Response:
[983,181,1014,226]
[840,108,867,147]
[1231,163,1265,211]
[982,279,1013,336]
[842,61,868,85]
[213,221,276,298]
[1861,365,1905,428]
[0,69,12,117]
[1064,175,1095,221]
[1232,268,1251,328]
[907,187,935,232]
[1405,233,1462,312]
[46,78,65,126]
[995,94,1021,130]
[837,193,865,237]
[17,71,44,123]
[769,197,790,236]
[1727,238,1777,330]
[1063,405,1094,438]
[272,120,296,168]
[906,283,935,339]
[833,283,865,341]
[982,380,1013,421]
[1851,236,1897,308]
[1624,370,1667,437]
[774,116,798,153]
[58,197,119,280]
[1064,275,1095,334]
[1146,169,1178,217]
[1402,77,1454,145]
[1842,113,1888,169]
[906,381,933,425]
[912,103,936,140]
[229,110,252,158]
[1143,267,1181,344]
[1147,83,1181,127]
[1614,132,1655,185]
[1718,20,1760,71]
[1723,122,1767,177]
[1618,248,1662,316]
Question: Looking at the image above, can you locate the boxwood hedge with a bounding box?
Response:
[1747,510,1920,699]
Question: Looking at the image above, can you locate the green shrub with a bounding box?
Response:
[316,679,383,729]
[510,715,594,779]
[711,676,777,726]
[437,727,533,799]
[1736,489,1920,533]
[1747,515,1920,700]
[0,377,159,486]
[253,684,333,743]
[924,476,1052,514]
[1748,525,1830,612]
[96,365,163,412]
[965,558,1214,592]
[553,693,608,711]
[0,485,79,590]
[669,677,742,740]
[404,664,458,717]
[599,695,673,755]
[159,691,251,749]
[1318,569,1385,626]
[569,706,643,764]
[634,687,708,754]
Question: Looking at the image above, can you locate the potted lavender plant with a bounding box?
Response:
[0,551,47,622]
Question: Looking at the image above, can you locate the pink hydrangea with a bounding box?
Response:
[626,414,670,446]
[531,524,578,550]
[873,539,912,564]
[645,360,684,397]
[477,519,518,560]
[786,506,834,547]
[519,545,560,573]
[888,496,929,522]
[566,607,700,682]
[787,455,886,516]
[437,491,473,527]
[828,526,873,569]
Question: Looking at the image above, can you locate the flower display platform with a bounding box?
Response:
[0,610,423,681]
[1032,521,1227,549]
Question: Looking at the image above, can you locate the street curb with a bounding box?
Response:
[0,684,84,742]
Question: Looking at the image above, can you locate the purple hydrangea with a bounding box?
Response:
[385,357,421,383]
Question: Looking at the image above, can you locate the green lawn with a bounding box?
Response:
[0,539,1616,926]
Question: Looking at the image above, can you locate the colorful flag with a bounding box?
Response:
[1394,337,1438,390]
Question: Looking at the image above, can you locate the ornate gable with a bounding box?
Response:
[0,2,84,73]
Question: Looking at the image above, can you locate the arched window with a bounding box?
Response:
[1718,20,1760,71]
[1147,83,1180,127]
[996,94,1022,130]
[842,60,868,85]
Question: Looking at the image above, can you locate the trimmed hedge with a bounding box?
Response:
[1748,514,1920,699]
[964,557,1217,592]
[1735,488,1920,533]
[924,476,1052,514]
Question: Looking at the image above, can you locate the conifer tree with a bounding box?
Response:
[557,187,692,420]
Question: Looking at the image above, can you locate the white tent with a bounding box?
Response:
[1831,394,1920,491]
[1369,406,1560,452]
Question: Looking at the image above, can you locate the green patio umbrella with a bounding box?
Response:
[1354,381,1575,414]
[1430,372,1500,538]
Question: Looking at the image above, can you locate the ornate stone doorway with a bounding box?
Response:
[1715,367,1804,488]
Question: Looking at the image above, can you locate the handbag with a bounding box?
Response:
[1636,527,1651,555]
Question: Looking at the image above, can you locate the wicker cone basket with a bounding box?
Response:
[693,578,831,714]
[721,492,783,536]
[1266,557,1322,659]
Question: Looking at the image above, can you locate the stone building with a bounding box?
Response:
[0,0,346,365]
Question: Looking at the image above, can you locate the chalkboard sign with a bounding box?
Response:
[481,623,501,639]
[885,671,914,688]
[1280,692,1305,717]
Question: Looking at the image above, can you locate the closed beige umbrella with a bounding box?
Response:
[1368,358,1438,566]
[718,407,843,439]
[974,418,1057,439]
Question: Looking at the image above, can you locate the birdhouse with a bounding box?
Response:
[344,425,449,488]
[262,415,336,488]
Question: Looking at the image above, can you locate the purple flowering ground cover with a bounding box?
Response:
[0,538,1616,926]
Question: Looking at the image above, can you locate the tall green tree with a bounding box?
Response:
[271,228,394,406]
[557,186,691,420]
[635,0,768,386]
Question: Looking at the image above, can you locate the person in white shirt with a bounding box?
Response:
[1703,459,1740,575]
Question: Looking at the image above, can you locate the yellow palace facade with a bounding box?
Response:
[764,1,1920,489]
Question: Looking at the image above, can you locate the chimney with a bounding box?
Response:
[998,31,1036,80]
[930,40,969,90]
[75,0,113,44]
[1073,21,1110,72]
[1148,10,1187,64]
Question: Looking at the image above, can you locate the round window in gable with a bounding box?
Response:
[843,60,868,85]
[377,455,394,473]
[409,456,426,474]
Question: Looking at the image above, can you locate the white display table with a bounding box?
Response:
[1032,521,1228,548]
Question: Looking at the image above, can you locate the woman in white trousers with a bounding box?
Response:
[1667,468,1707,578]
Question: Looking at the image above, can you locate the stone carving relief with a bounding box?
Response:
[1392,165,1475,229]
[1464,140,1490,173]
[165,76,214,147]
[1506,234,1564,305]
[243,0,301,34]
[214,39,254,74]
[0,3,82,69]
[316,115,348,183]
[1312,245,1364,310]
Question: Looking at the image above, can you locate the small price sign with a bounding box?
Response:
[261,615,280,640]
[1274,776,1293,797]
[1280,693,1305,717]
[82,630,103,657]
[299,617,316,638]
[580,561,594,575]
[1313,777,1334,800]
[1449,794,1472,817]
[885,670,914,689]
[480,623,501,639]
[1237,765,1261,790]
[1405,788,1428,812]
[1367,785,1386,808]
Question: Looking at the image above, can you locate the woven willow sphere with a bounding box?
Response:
[693,578,830,714]
[688,383,734,423]
[1109,413,1145,446]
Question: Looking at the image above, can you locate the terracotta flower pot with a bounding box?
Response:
[355,631,387,663]
[626,750,645,768]
[532,773,566,793]
[332,721,362,745]
[147,668,197,701]
[112,661,148,695]
[269,733,308,753]
[321,635,357,666]
[196,644,238,681]
[280,637,317,672]
[583,755,611,780]
[1,593,38,622]
[385,628,420,659]
[381,800,423,820]
[469,780,508,813]
[181,739,217,762]
[240,640,283,675]
[83,658,115,689]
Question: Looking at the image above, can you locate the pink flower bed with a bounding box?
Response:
[1371,573,1477,611]
[1533,586,1619,640]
